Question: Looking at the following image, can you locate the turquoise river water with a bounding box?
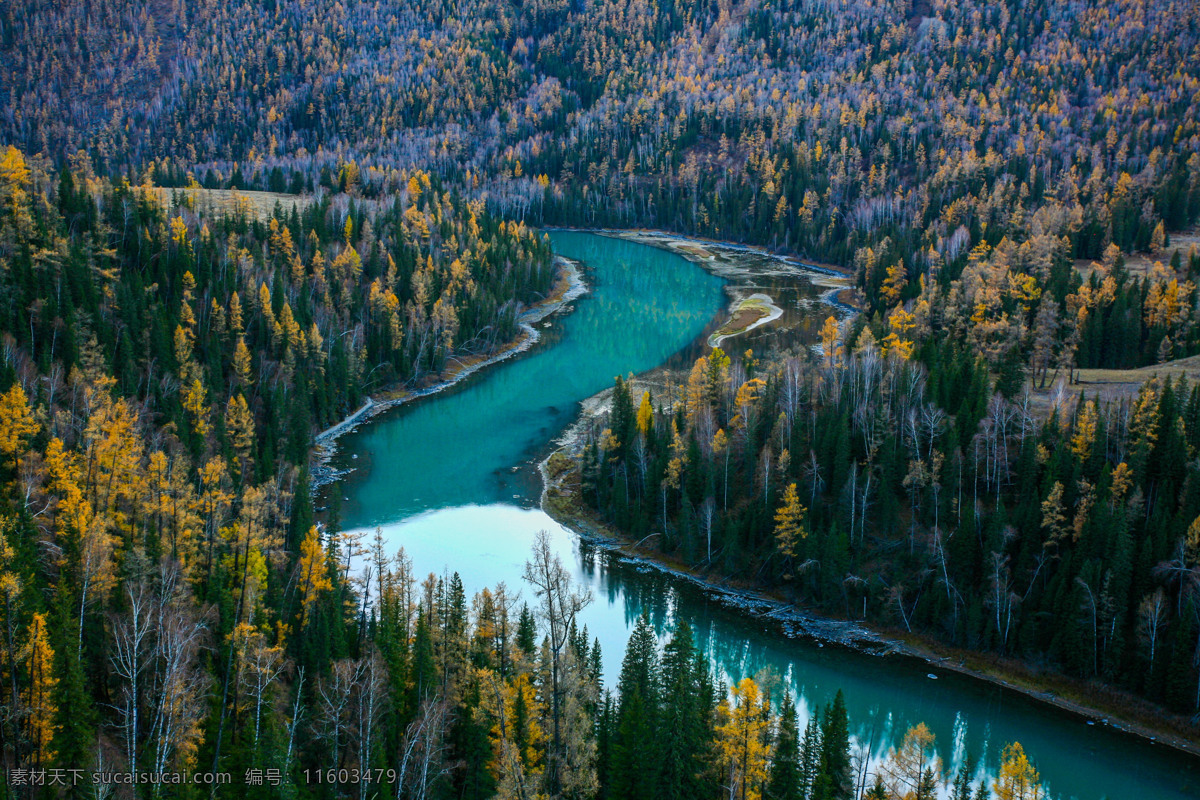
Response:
[321,231,1199,799]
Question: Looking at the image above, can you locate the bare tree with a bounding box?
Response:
[700,497,717,563]
[111,573,152,778]
[147,573,210,790]
[988,551,1019,652]
[522,530,593,794]
[234,625,286,756]
[1138,588,1168,673]
[355,650,389,800]
[315,658,365,772]
[397,698,452,800]
[284,667,305,778]
[1075,576,1100,677]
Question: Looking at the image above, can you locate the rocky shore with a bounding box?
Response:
[536,229,1200,760]
[311,256,587,487]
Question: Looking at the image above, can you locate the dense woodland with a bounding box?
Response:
[580,292,1200,717]
[2,0,1200,796]
[0,150,1053,799]
[5,0,1199,280]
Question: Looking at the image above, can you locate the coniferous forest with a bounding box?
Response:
[1,0,1200,797]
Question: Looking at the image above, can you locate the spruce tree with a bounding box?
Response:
[799,713,822,799]
[658,622,708,800]
[813,690,852,800]
[612,612,660,800]
[951,756,976,800]
[766,694,802,800]
[517,604,537,655]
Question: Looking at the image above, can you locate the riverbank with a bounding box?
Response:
[311,255,587,486]
[540,449,899,654]
[602,229,858,341]
[532,232,1200,759]
[546,227,859,350]
[585,227,854,279]
[538,382,1200,760]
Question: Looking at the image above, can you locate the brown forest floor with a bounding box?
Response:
[1075,228,1200,280]
[148,187,311,222]
[1028,354,1200,415]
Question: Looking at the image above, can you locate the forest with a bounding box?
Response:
[0,146,1051,798]
[1,0,1200,796]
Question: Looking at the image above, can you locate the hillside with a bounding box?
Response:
[1,0,1200,796]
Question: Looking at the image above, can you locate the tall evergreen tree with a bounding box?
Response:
[658,621,710,800]
[812,691,852,800]
[611,612,660,800]
[766,694,802,800]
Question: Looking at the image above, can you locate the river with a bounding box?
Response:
[319,231,1199,800]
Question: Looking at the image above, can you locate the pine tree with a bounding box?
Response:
[405,609,438,716]
[766,695,802,800]
[798,713,821,799]
[51,594,95,791]
[812,691,851,800]
[658,622,709,800]
[612,613,659,800]
[517,604,537,656]
[951,755,978,800]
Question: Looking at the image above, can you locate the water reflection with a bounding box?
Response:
[323,231,728,528]
[325,233,1200,800]
[351,504,1198,800]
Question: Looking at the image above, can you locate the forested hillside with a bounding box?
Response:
[2,0,1200,795]
[0,146,1049,798]
[0,147,565,793]
[4,0,1198,269]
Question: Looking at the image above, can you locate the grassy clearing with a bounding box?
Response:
[147,187,311,222]
[1028,354,1200,414]
[1076,227,1200,280]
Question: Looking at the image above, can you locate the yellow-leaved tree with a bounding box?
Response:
[881,261,908,306]
[774,483,807,576]
[878,722,941,800]
[881,306,916,360]
[1071,401,1097,462]
[23,612,57,765]
[0,525,22,759]
[636,391,654,437]
[232,336,254,388]
[297,526,332,626]
[994,742,1045,800]
[0,384,38,465]
[0,146,33,234]
[819,315,842,369]
[715,677,772,800]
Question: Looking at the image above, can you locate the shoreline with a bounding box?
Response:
[311,255,587,487]
[539,434,1200,760]
[528,238,1200,761]
[311,227,1200,760]
[540,449,898,654]
[589,227,859,352]
[544,226,854,279]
